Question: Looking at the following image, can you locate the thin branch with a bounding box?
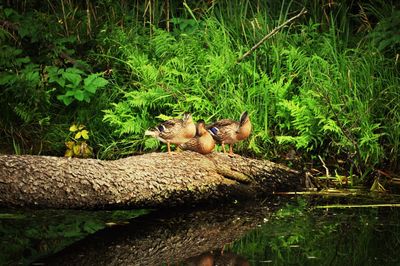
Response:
[237,8,307,63]
[318,155,330,178]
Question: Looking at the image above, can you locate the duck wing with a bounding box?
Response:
[207,119,239,142]
[156,118,182,139]
[206,119,236,130]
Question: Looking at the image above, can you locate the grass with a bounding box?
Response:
[1,0,399,185]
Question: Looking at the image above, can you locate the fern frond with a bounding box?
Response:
[14,103,32,123]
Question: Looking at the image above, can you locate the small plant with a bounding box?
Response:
[46,66,109,106]
[64,124,93,158]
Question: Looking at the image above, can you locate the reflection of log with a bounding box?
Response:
[37,200,281,265]
[0,152,301,209]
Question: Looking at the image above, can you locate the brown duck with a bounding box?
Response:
[179,120,215,154]
[206,111,252,154]
[145,113,196,154]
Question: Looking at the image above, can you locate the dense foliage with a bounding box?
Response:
[1,0,399,184]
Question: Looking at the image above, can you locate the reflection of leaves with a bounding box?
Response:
[63,223,83,238]
[25,228,40,238]
[0,208,151,265]
[83,221,105,234]
[111,209,151,220]
[0,213,25,219]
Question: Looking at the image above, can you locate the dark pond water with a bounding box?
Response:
[1,193,399,265]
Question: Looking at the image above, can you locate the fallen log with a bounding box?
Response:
[0,151,302,209]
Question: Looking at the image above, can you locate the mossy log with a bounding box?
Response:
[0,152,302,209]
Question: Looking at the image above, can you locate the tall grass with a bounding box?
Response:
[99,1,400,180]
[1,0,399,182]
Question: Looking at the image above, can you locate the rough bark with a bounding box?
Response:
[37,200,282,265]
[0,151,302,209]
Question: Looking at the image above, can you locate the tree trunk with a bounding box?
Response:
[0,152,302,209]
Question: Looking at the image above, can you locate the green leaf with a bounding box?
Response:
[156,114,174,121]
[46,66,58,74]
[65,90,76,96]
[15,57,31,64]
[84,74,109,93]
[24,70,39,84]
[0,73,17,85]
[144,138,159,150]
[57,95,73,106]
[4,8,16,18]
[62,72,82,87]
[73,90,85,101]
[66,67,85,75]
[49,76,66,87]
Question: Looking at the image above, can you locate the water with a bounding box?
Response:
[1,194,399,265]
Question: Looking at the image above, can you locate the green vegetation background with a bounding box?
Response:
[1,0,399,184]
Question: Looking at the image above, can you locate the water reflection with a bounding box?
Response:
[37,200,279,265]
[185,251,250,266]
[1,195,400,265]
[227,195,400,266]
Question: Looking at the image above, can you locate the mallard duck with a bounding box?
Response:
[207,111,252,154]
[179,120,215,154]
[145,113,196,154]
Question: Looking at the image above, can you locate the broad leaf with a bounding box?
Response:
[69,125,78,132]
[75,131,82,139]
[80,129,89,139]
[57,95,73,106]
[62,72,82,87]
[84,74,108,93]
[73,90,85,101]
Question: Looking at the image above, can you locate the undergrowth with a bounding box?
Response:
[1,0,399,184]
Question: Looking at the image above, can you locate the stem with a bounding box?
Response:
[237,8,307,63]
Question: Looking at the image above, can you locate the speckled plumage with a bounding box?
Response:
[207,111,252,154]
[145,113,196,154]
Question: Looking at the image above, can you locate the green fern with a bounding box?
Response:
[13,104,33,123]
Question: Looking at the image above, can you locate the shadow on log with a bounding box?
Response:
[36,199,285,265]
[0,152,302,209]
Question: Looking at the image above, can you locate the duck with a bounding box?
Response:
[179,120,215,154]
[145,113,196,154]
[206,111,252,154]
